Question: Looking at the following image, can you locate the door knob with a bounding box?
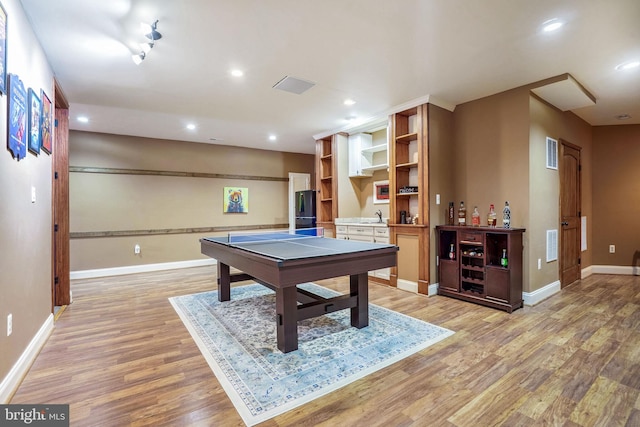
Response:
[561,221,569,226]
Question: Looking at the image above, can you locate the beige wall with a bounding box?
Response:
[0,0,55,399]
[452,88,532,289]
[528,96,593,290]
[592,125,640,266]
[69,131,314,271]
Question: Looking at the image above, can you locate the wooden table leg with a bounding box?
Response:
[217,262,231,302]
[276,286,298,353]
[350,272,369,328]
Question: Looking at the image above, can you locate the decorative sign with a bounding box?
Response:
[224,187,248,213]
[28,88,41,155]
[7,74,27,160]
[0,2,6,95]
[40,90,52,154]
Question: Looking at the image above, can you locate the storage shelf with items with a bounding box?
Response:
[436,225,525,313]
[348,127,389,178]
[315,135,338,236]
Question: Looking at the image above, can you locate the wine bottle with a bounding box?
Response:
[487,204,497,227]
[472,206,480,227]
[448,202,455,225]
[458,201,466,226]
[500,249,508,267]
[503,201,511,229]
[449,243,455,260]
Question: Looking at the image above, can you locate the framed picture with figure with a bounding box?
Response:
[28,88,41,155]
[0,2,6,95]
[40,90,52,154]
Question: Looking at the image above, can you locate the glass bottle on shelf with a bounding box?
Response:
[487,204,497,227]
[448,202,455,225]
[503,201,511,229]
[458,201,466,226]
[472,206,480,227]
[500,249,508,267]
[449,243,455,260]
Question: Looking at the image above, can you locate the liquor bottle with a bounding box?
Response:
[500,249,508,267]
[487,204,497,227]
[503,201,511,229]
[458,201,466,226]
[472,206,480,227]
[448,202,455,225]
[449,243,455,260]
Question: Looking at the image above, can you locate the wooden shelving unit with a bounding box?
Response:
[435,225,525,312]
[315,135,337,237]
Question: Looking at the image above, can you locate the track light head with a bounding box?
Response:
[142,20,162,41]
[132,51,146,65]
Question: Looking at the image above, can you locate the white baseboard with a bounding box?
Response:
[581,265,593,279]
[0,314,54,403]
[590,265,639,276]
[523,280,561,306]
[428,283,438,296]
[71,258,216,280]
[396,279,418,294]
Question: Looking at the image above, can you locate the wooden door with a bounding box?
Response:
[559,140,581,287]
[53,81,71,307]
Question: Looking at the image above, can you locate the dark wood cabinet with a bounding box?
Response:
[435,225,525,312]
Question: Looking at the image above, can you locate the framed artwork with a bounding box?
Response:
[7,74,27,160]
[0,2,6,95]
[28,88,41,155]
[373,180,389,204]
[40,90,52,154]
[223,187,248,213]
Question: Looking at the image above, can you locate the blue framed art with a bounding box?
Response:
[40,90,52,154]
[7,74,27,160]
[28,88,41,155]
[0,2,6,95]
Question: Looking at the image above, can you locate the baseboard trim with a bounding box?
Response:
[428,283,439,296]
[581,265,593,279]
[71,259,217,280]
[396,279,418,294]
[0,314,54,403]
[523,280,561,306]
[590,265,639,276]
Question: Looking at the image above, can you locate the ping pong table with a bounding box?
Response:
[200,229,398,353]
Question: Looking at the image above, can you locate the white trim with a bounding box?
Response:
[0,314,54,403]
[396,279,418,294]
[428,283,439,296]
[523,280,561,306]
[581,265,593,279]
[590,265,639,276]
[71,258,216,280]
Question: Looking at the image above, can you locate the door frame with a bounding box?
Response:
[559,139,582,288]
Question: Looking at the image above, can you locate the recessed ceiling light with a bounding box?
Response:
[268,135,277,141]
[186,123,196,130]
[344,99,356,106]
[615,114,632,120]
[541,18,563,32]
[77,116,89,123]
[615,60,640,71]
[231,69,244,77]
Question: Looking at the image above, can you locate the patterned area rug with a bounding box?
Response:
[169,283,453,426]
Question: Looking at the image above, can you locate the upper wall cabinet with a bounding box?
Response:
[348,130,389,178]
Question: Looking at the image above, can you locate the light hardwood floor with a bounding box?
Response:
[10,267,640,426]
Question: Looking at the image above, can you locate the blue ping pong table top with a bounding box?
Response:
[203,231,396,261]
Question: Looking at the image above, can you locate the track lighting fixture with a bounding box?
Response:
[132,20,162,65]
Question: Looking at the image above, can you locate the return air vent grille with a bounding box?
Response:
[273,76,316,95]
[547,229,558,262]
[546,137,558,170]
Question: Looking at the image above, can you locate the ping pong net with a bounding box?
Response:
[222,227,324,245]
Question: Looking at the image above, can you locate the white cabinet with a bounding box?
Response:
[334,223,390,280]
[348,132,388,178]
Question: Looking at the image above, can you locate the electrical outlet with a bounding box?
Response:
[134,244,141,254]
[7,313,12,336]
[538,258,542,270]
[31,186,36,203]
[609,245,615,253]
[436,194,441,205]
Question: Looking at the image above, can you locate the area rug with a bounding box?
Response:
[169,283,453,426]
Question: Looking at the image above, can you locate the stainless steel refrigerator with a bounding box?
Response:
[295,190,317,229]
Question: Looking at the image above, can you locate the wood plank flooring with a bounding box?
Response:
[10,268,640,426]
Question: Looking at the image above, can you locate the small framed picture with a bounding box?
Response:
[0,2,7,95]
[224,187,248,213]
[7,74,27,160]
[28,88,41,155]
[40,90,52,154]
[373,180,390,204]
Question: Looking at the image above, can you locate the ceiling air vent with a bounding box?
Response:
[546,137,558,170]
[273,76,316,95]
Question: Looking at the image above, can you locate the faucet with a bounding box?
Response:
[375,210,383,223]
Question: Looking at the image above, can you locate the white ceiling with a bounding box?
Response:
[20,0,640,155]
